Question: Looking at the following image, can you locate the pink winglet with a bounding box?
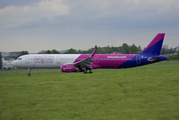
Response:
[90,48,97,57]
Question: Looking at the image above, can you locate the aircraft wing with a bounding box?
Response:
[67,48,97,69]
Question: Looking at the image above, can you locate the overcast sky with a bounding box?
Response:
[0,0,179,53]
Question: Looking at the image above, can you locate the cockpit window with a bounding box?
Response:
[17,58,22,60]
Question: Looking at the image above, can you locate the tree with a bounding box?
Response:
[118,46,123,53]
[160,48,176,55]
[46,50,51,54]
[38,49,59,54]
[0,52,2,70]
[122,43,130,54]
[161,48,166,55]
[64,48,77,54]
[17,51,29,58]
[51,49,59,54]
[130,44,138,54]
[168,54,179,60]
[138,46,142,53]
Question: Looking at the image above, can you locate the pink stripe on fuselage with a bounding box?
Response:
[74,54,136,69]
[144,33,165,50]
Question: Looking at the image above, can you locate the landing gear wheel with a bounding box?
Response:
[27,73,31,76]
[89,69,93,73]
[27,68,31,76]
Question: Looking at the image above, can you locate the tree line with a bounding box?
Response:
[0,52,2,69]
[64,44,177,55]
[65,43,142,54]
[160,48,176,55]
[16,47,179,60]
[16,49,60,58]
[16,47,177,56]
[14,43,179,55]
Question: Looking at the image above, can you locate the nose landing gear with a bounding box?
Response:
[27,68,31,76]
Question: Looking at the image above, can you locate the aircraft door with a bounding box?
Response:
[25,56,30,64]
[136,55,141,64]
[94,56,99,64]
[56,56,61,64]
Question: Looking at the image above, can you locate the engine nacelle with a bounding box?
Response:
[61,65,79,72]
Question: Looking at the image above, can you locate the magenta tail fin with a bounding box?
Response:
[141,33,165,55]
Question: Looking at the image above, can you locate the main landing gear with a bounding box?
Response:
[83,68,93,74]
[27,68,31,76]
[89,69,93,73]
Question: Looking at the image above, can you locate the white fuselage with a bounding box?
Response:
[12,54,81,69]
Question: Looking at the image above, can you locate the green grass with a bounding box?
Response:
[0,61,179,120]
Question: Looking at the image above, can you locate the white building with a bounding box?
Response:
[162,45,168,49]
[175,46,179,51]
[1,58,14,69]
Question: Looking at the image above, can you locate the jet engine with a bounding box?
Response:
[61,65,80,72]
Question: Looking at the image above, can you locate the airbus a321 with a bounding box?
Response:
[12,33,167,76]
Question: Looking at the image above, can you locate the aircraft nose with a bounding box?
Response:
[11,61,17,67]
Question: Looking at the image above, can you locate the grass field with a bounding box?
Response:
[0,61,179,120]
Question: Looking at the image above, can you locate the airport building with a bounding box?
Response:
[1,52,21,69]
[1,52,21,60]
[162,45,168,49]
[1,58,14,70]
[175,46,179,51]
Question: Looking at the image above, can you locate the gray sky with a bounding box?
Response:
[0,0,179,53]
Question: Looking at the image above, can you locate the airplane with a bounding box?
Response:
[12,33,167,76]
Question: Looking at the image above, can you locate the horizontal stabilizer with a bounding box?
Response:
[148,56,161,62]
